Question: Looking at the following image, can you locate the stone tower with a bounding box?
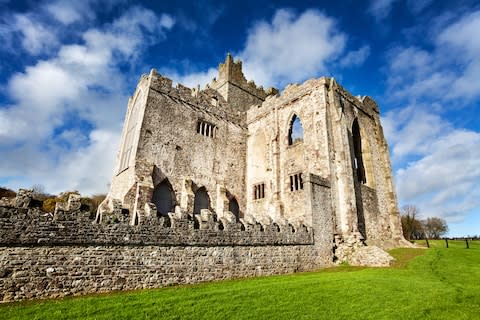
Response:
[100,54,406,257]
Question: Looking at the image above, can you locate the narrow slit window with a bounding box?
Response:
[289,173,304,191]
[253,183,265,200]
[196,120,217,138]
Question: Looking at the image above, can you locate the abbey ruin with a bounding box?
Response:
[103,53,404,247]
[0,55,407,302]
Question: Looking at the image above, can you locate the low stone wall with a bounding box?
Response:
[0,194,321,302]
[0,244,319,302]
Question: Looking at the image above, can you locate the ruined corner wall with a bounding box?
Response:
[0,204,324,303]
[245,78,332,225]
[108,70,249,219]
[327,82,404,246]
[135,72,248,218]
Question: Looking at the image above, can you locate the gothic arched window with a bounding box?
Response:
[288,114,304,145]
[193,187,210,214]
[352,119,367,184]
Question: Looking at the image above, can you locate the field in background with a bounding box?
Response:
[1,245,479,320]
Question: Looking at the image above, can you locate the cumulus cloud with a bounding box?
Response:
[169,9,367,89]
[0,13,58,55]
[340,45,370,67]
[387,10,480,103]
[166,68,218,89]
[383,107,480,223]
[45,1,95,25]
[239,9,346,87]
[0,5,175,195]
[381,10,480,226]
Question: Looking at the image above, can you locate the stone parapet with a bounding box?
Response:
[0,205,312,247]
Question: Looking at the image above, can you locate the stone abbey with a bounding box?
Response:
[0,55,407,302]
[102,54,404,250]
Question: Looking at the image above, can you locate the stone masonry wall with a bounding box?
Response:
[0,200,320,302]
[1,245,319,302]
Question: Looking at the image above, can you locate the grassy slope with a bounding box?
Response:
[1,243,479,320]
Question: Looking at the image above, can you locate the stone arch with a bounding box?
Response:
[193,187,210,214]
[152,179,176,216]
[351,118,375,187]
[228,197,240,221]
[288,114,304,145]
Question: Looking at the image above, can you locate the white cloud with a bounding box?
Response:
[340,45,370,67]
[382,106,451,162]
[436,11,480,100]
[368,0,398,20]
[166,68,218,89]
[383,107,480,223]
[386,10,480,103]
[8,14,58,55]
[0,6,175,195]
[170,8,368,89]
[45,1,91,25]
[239,9,346,87]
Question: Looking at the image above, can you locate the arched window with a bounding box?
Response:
[288,114,304,145]
[228,197,240,221]
[193,187,210,214]
[152,180,175,216]
[352,119,366,184]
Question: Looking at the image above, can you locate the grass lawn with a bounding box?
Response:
[1,243,479,320]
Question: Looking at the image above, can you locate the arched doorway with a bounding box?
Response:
[193,187,210,214]
[152,180,175,216]
[228,197,240,221]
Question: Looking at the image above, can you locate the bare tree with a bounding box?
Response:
[423,217,448,239]
[31,184,49,200]
[401,205,424,240]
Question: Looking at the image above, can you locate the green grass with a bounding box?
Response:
[1,245,480,320]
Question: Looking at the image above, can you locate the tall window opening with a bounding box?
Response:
[193,187,210,214]
[119,90,144,172]
[228,197,240,221]
[288,114,304,145]
[152,180,175,216]
[352,119,367,184]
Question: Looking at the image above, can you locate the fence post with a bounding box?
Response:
[425,238,430,248]
[445,238,449,248]
[466,238,469,249]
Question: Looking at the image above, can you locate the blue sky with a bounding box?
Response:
[0,0,479,236]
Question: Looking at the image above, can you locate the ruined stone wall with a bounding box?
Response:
[108,76,151,203]
[0,203,320,303]
[134,71,248,218]
[1,245,319,302]
[328,81,404,243]
[246,78,332,225]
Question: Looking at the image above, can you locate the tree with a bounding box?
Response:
[400,205,424,240]
[423,217,448,239]
[31,184,51,201]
